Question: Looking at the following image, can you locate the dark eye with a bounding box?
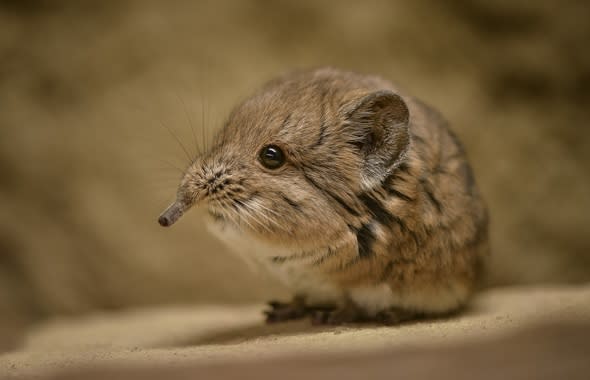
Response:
[259,144,285,169]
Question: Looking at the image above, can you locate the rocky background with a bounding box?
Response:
[1,0,589,341]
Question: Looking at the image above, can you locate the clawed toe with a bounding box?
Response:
[310,310,329,325]
[375,308,421,325]
[311,306,363,325]
[264,307,306,323]
[267,300,289,309]
[264,297,308,323]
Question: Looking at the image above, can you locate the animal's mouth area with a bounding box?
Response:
[208,208,226,222]
[207,202,237,225]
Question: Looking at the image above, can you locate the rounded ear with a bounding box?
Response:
[346,90,410,189]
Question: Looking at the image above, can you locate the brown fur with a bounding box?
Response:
[160,67,489,323]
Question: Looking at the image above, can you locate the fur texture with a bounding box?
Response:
[160,67,489,323]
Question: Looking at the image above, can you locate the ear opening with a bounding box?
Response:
[346,90,410,189]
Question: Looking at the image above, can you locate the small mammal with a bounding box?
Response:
[158,67,489,325]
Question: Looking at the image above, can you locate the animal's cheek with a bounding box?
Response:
[287,198,350,232]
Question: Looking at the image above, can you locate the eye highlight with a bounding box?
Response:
[259,144,285,169]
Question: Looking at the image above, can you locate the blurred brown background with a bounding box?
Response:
[1,0,589,340]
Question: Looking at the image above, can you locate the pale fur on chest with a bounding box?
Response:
[207,219,468,315]
[207,220,343,305]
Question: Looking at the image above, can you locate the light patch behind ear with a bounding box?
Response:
[346,90,410,190]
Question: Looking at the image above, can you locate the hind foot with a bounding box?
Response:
[311,301,365,325]
[375,308,422,325]
[312,303,423,326]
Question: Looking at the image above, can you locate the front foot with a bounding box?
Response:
[311,301,365,325]
[264,296,309,323]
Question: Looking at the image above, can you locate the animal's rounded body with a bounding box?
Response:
[160,67,489,324]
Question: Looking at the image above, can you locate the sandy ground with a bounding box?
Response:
[1,284,589,379]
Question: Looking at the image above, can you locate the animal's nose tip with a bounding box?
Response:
[158,200,188,227]
[158,215,172,227]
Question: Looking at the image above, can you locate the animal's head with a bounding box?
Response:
[158,68,410,248]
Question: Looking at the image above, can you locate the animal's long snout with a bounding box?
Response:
[158,200,189,227]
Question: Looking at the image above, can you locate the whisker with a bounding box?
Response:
[159,159,185,175]
[223,198,253,228]
[201,95,209,152]
[241,199,282,231]
[250,198,283,219]
[196,64,209,154]
[238,204,269,231]
[157,117,193,164]
[235,200,273,233]
[202,60,211,152]
[219,205,239,225]
[175,93,201,157]
[247,199,284,229]
[233,203,261,232]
